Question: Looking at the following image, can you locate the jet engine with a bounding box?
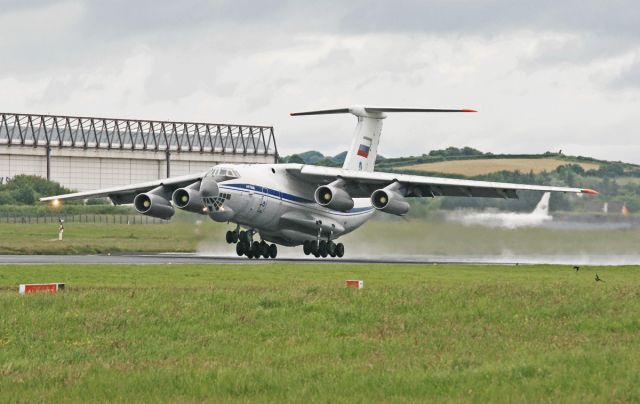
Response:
[371,183,410,216]
[172,182,206,214]
[134,192,175,220]
[199,176,219,198]
[314,180,354,212]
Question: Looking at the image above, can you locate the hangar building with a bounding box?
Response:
[0,112,278,191]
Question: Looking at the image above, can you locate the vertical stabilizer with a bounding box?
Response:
[341,107,385,172]
[290,106,476,172]
[532,192,551,215]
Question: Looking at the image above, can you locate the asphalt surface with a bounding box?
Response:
[1,253,638,265]
[0,253,494,265]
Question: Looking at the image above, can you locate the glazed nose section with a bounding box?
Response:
[199,176,219,197]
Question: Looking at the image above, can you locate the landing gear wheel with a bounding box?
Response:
[236,242,244,256]
[231,231,239,243]
[336,243,345,258]
[226,230,234,244]
[240,231,252,244]
[327,241,337,257]
[251,241,261,259]
[260,242,269,259]
[310,241,319,255]
[303,241,311,256]
[318,240,328,258]
[268,244,278,259]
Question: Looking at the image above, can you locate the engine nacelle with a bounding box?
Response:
[314,184,354,212]
[133,193,175,220]
[371,185,410,216]
[199,176,219,197]
[172,184,206,214]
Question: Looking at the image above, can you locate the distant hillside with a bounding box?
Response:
[402,158,600,176]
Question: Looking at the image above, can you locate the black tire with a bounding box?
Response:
[328,241,337,257]
[240,231,251,244]
[303,241,311,255]
[260,242,269,258]
[336,243,345,258]
[231,231,239,243]
[310,241,319,255]
[226,230,234,244]
[252,241,261,259]
[236,242,244,256]
[269,244,278,259]
[319,240,328,258]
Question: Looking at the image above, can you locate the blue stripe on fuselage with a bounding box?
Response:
[220,183,374,215]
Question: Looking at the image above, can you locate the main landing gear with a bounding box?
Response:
[303,240,344,258]
[226,229,277,259]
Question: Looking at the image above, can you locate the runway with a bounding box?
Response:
[1,253,639,266]
[0,253,502,265]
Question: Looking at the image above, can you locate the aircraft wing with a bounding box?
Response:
[39,172,205,205]
[288,165,598,198]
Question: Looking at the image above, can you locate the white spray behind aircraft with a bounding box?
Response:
[42,106,598,259]
[447,192,553,229]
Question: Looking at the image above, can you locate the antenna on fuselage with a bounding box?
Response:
[290,106,476,172]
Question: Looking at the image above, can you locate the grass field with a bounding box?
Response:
[0,219,226,254]
[403,158,600,176]
[0,263,638,402]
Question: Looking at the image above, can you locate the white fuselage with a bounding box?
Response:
[202,164,375,246]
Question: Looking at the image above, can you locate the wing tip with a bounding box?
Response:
[581,188,599,195]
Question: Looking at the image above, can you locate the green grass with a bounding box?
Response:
[0,218,228,254]
[1,263,639,402]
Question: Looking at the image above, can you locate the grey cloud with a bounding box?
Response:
[608,57,640,89]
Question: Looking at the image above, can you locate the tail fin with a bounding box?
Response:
[533,192,551,215]
[290,106,476,172]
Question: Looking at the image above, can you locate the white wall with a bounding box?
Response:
[0,145,275,190]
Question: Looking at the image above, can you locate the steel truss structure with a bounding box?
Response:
[0,112,278,157]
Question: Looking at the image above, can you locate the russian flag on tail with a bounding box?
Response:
[357,144,370,158]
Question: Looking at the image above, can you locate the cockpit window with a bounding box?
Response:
[207,166,239,179]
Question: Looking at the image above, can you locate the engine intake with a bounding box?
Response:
[371,184,409,216]
[134,193,175,220]
[172,183,206,214]
[314,181,354,212]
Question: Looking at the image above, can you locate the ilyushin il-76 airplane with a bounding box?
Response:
[41,106,598,259]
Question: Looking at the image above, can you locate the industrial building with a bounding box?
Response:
[0,112,278,191]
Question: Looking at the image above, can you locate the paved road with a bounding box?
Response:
[1,253,637,266]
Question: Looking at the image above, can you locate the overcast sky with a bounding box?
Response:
[1,0,639,162]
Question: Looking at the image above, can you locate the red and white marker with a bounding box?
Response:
[345,280,364,289]
[19,283,65,295]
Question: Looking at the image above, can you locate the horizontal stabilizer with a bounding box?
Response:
[290,106,476,116]
[290,108,350,116]
[365,107,476,113]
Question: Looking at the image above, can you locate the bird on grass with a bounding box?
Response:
[573,266,580,272]
[595,273,604,282]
